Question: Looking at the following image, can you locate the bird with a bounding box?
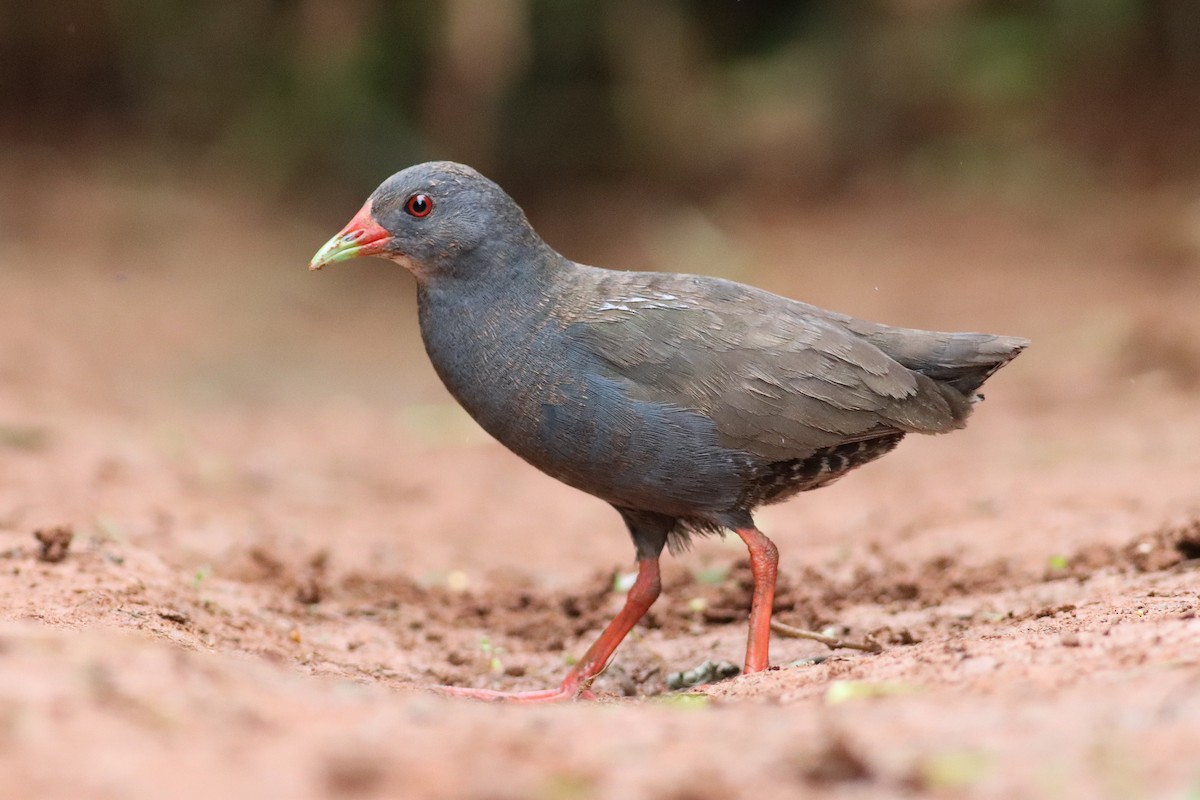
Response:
[310,161,1028,702]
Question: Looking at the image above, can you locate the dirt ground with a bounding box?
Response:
[1,151,1199,799]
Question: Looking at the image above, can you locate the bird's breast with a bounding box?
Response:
[415,290,745,515]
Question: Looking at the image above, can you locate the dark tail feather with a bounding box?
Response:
[848,324,1029,397]
[806,303,1029,398]
[907,333,1030,395]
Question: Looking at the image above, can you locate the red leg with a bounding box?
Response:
[436,557,662,702]
[734,527,778,673]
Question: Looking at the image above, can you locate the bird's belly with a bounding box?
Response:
[439,356,746,516]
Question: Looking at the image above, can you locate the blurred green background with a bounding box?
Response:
[2,0,1199,419]
[4,0,1199,208]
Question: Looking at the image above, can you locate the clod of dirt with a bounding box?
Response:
[322,750,385,796]
[295,550,330,605]
[158,609,191,626]
[797,730,874,785]
[33,526,73,563]
[248,547,286,580]
[1168,522,1200,560]
[1035,603,1077,619]
[1121,521,1200,573]
[1040,520,1200,580]
[294,577,322,605]
[462,571,617,649]
[221,544,335,606]
[874,627,920,645]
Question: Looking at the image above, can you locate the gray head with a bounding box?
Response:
[310,161,546,282]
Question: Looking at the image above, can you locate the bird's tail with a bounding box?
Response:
[864,328,1029,397]
[800,301,1029,400]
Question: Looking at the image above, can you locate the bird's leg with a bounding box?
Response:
[734,527,779,673]
[435,556,662,702]
[555,555,661,696]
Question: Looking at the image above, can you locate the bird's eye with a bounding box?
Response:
[405,193,433,218]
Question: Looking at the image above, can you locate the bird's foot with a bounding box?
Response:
[432,674,597,703]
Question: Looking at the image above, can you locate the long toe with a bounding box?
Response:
[433,684,597,703]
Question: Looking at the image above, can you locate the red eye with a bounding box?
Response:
[405,193,433,218]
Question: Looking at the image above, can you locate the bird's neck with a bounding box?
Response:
[414,247,576,424]
[415,242,567,322]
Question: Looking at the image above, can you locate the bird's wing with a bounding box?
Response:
[563,271,970,462]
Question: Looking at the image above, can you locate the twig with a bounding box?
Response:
[770,620,883,653]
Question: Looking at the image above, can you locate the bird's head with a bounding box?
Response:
[309,161,541,282]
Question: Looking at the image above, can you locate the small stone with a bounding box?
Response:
[33,526,74,563]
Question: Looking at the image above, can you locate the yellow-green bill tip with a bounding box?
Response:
[310,200,389,271]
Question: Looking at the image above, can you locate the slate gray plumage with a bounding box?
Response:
[311,161,1028,700]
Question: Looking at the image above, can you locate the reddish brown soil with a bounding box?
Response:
[1,154,1199,798]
